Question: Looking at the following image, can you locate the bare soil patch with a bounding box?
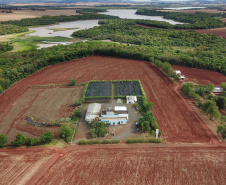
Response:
[0,86,83,141]
[0,9,80,22]
[0,56,219,143]
[195,27,226,39]
[172,65,226,85]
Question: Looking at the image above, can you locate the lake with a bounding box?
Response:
[164,7,206,10]
[99,9,183,25]
[28,19,100,38]
[29,9,184,49]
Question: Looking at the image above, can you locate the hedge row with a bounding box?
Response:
[126,138,162,144]
[78,139,121,145]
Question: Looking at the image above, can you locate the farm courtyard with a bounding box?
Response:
[0,55,223,143]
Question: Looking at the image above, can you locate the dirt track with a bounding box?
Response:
[0,56,220,143]
[172,65,226,85]
[0,144,225,185]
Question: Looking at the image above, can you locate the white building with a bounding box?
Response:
[212,87,224,95]
[175,70,185,80]
[99,106,129,125]
[85,103,101,123]
[126,96,137,104]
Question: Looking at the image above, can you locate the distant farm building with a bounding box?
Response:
[99,106,128,125]
[85,103,101,123]
[212,87,224,96]
[126,96,137,104]
[175,70,185,80]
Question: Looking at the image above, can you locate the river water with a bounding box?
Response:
[28,19,100,38]
[164,7,206,10]
[99,9,182,25]
[29,9,184,49]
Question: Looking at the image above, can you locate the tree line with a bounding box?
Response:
[0,42,13,53]
[136,9,226,29]
[0,24,28,36]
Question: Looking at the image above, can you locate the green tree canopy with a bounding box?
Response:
[202,100,221,120]
[220,82,226,91]
[69,79,76,86]
[39,131,54,144]
[90,121,108,138]
[11,133,26,146]
[217,124,226,139]
[25,138,38,146]
[0,85,3,94]
[0,134,8,147]
[59,125,73,143]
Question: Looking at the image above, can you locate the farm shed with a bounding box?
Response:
[126,96,137,104]
[99,106,128,125]
[85,103,101,123]
[212,87,224,96]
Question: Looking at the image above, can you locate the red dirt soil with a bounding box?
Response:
[22,145,226,185]
[0,56,220,143]
[195,27,226,39]
[0,147,55,185]
[172,65,226,85]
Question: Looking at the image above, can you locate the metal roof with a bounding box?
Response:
[86,103,101,115]
[213,87,224,93]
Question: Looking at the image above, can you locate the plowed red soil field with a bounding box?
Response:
[195,27,226,39]
[1,145,224,185]
[172,65,226,85]
[0,147,55,185]
[0,56,219,143]
[0,86,83,141]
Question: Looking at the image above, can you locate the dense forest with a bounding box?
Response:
[136,9,226,29]
[0,24,28,35]
[76,8,107,14]
[72,19,226,74]
[0,43,13,53]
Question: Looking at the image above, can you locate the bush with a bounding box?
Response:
[40,131,54,144]
[126,138,144,143]
[11,133,26,146]
[87,140,101,145]
[202,100,221,120]
[148,138,162,143]
[59,125,73,143]
[0,85,3,93]
[217,124,226,139]
[78,139,101,145]
[102,139,121,144]
[25,138,38,146]
[73,110,82,118]
[78,140,87,145]
[0,134,8,147]
[68,79,76,86]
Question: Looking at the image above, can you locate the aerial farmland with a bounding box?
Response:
[0,2,226,184]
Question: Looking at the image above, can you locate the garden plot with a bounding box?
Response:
[115,81,143,96]
[86,82,112,97]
